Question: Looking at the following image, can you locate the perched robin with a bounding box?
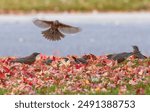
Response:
[11,52,40,64]
[132,45,147,59]
[107,46,147,63]
[107,52,132,63]
[33,19,81,41]
[72,56,87,64]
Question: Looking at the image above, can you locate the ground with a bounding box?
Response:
[0,54,150,95]
[1,0,150,14]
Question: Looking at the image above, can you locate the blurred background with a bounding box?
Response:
[0,0,150,56]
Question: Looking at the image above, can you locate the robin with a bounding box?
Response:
[107,46,147,63]
[107,52,132,63]
[11,52,40,64]
[72,56,87,64]
[33,19,81,41]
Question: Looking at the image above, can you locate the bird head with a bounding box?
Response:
[32,52,40,57]
[132,45,140,53]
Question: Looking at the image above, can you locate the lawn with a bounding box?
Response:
[0,54,150,95]
[0,0,150,13]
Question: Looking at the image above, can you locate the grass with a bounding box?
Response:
[0,88,8,95]
[1,0,150,13]
[34,82,150,95]
[34,76,150,95]
[1,83,150,95]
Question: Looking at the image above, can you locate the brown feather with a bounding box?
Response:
[33,19,81,41]
[33,19,53,28]
[42,28,64,41]
[58,22,81,34]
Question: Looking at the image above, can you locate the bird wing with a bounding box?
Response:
[58,22,81,34]
[112,52,132,60]
[33,19,53,29]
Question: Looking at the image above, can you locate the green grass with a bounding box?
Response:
[1,0,150,13]
[0,88,8,95]
[34,80,150,95]
[34,83,150,95]
[36,85,57,95]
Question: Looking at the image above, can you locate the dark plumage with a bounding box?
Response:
[107,45,146,63]
[62,57,69,62]
[33,19,81,41]
[107,52,132,63]
[72,56,87,64]
[82,54,97,60]
[11,52,40,64]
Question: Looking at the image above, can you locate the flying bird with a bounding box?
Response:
[11,52,40,64]
[33,19,81,41]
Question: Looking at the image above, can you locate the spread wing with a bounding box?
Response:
[58,22,81,34]
[33,19,53,29]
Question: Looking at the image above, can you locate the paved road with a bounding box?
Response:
[0,13,150,56]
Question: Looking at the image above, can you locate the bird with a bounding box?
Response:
[72,56,87,64]
[11,52,40,64]
[107,45,147,63]
[62,57,69,62]
[33,19,81,41]
[107,52,132,63]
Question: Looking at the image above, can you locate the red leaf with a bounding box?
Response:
[52,56,56,61]
[23,77,33,86]
[136,88,145,95]
[3,66,10,73]
[28,81,33,86]
[23,78,28,83]
[26,72,34,78]
[0,71,5,79]
[75,64,82,69]
[64,74,69,79]
[39,54,47,59]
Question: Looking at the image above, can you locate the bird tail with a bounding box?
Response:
[42,29,64,41]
